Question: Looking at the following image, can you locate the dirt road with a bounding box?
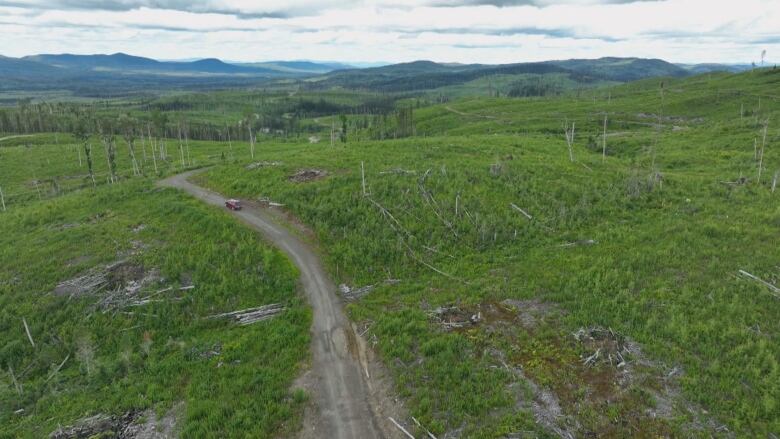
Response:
[160,170,403,439]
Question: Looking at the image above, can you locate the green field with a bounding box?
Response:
[0,179,311,437]
[1,68,778,437]
[198,69,780,437]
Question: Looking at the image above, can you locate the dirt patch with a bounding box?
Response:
[288,169,327,183]
[427,300,562,332]
[488,347,579,438]
[501,299,562,329]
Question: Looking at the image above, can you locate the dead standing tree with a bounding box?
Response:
[757,118,769,184]
[98,121,118,184]
[564,119,575,162]
[147,124,158,175]
[177,122,186,169]
[240,109,258,160]
[119,115,141,176]
[602,114,608,162]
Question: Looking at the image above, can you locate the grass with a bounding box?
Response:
[196,69,780,437]
[1,67,778,438]
[0,180,310,437]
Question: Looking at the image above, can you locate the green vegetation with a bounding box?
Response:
[198,68,779,437]
[1,67,778,437]
[0,180,310,437]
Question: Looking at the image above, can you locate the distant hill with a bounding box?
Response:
[308,57,692,92]
[543,57,689,82]
[24,53,276,75]
[0,53,753,97]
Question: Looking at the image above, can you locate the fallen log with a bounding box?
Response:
[412,416,438,439]
[739,269,780,297]
[558,239,597,248]
[388,417,415,439]
[23,317,35,348]
[208,304,285,325]
[510,203,533,220]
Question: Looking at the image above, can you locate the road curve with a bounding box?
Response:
[160,170,390,439]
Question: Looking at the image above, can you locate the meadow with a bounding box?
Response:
[198,69,780,437]
[0,67,778,437]
[0,178,311,437]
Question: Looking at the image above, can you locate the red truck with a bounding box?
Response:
[225,199,242,210]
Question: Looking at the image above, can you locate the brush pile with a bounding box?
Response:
[288,169,327,182]
[573,327,633,368]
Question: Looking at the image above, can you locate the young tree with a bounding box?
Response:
[241,108,258,159]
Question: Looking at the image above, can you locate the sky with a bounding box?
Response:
[0,0,778,64]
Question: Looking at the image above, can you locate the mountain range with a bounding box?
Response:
[0,52,752,96]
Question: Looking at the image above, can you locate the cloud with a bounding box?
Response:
[0,0,778,64]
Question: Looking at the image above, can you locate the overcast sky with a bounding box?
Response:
[0,0,777,64]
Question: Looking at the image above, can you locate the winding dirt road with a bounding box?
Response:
[160,170,402,439]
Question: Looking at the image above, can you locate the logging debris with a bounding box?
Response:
[339,279,400,301]
[50,405,181,439]
[388,417,415,439]
[257,196,285,207]
[53,261,160,300]
[51,260,194,311]
[208,304,285,325]
[428,305,481,330]
[738,269,780,297]
[245,161,281,170]
[288,169,327,182]
[49,412,140,439]
[573,327,634,368]
[379,168,416,175]
[558,239,597,248]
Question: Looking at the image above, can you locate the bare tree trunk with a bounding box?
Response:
[77,146,82,167]
[248,125,255,159]
[140,129,147,163]
[564,120,575,162]
[0,186,6,212]
[8,365,21,395]
[22,317,35,347]
[148,125,158,175]
[602,115,607,162]
[178,124,185,168]
[184,127,192,166]
[361,161,367,196]
[127,139,140,176]
[758,119,768,184]
[226,125,233,158]
[103,140,113,184]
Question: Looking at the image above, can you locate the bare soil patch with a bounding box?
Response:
[288,169,327,183]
